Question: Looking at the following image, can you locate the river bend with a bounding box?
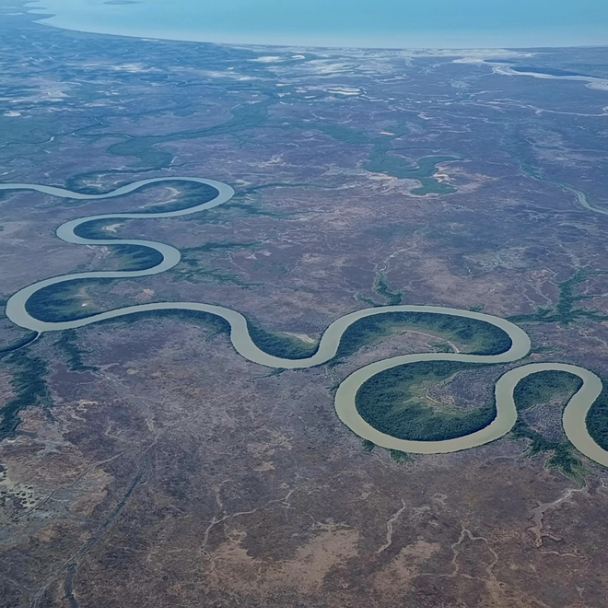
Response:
[1,177,607,467]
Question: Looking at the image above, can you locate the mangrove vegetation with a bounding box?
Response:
[356,360,496,441]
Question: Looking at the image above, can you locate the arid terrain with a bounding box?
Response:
[2,1,608,606]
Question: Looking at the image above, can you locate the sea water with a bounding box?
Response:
[27,0,608,49]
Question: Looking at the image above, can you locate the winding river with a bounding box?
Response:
[1,177,607,467]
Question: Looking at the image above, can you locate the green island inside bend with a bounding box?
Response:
[2,177,608,470]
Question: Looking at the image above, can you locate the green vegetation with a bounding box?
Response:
[356,271,403,307]
[367,153,457,196]
[586,384,608,452]
[355,294,382,308]
[362,439,376,452]
[63,180,220,215]
[290,118,457,195]
[0,350,50,440]
[96,308,319,360]
[55,330,97,372]
[25,279,109,322]
[109,245,163,271]
[182,241,260,256]
[356,360,496,441]
[63,173,134,196]
[410,180,455,196]
[511,421,583,480]
[247,322,319,359]
[509,269,608,325]
[96,308,231,336]
[0,331,38,354]
[64,215,164,270]
[188,184,316,226]
[107,97,275,168]
[129,181,219,214]
[74,218,123,240]
[430,340,455,353]
[365,144,455,191]
[365,143,457,196]
[373,272,403,306]
[216,200,300,220]
[172,240,263,287]
[264,368,285,377]
[240,182,333,195]
[181,196,305,228]
[73,182,219,229]
[172,265,263,288]
[389,449,414,463]
[528,345,556,355]
[513,371,583,412]
[44,94,456,205]
[511,370,585,479]
[301,121,371,146]
[513,154,608,219]
[336,311,511,360]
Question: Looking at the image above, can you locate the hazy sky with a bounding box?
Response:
[30,0,608,48]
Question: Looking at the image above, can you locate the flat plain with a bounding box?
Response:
[2,1,608,607]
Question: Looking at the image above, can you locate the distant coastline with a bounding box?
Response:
[24,0,608,50]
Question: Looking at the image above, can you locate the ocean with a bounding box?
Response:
[28,0,608,49]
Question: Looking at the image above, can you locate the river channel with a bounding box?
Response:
[1,177,607,466]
